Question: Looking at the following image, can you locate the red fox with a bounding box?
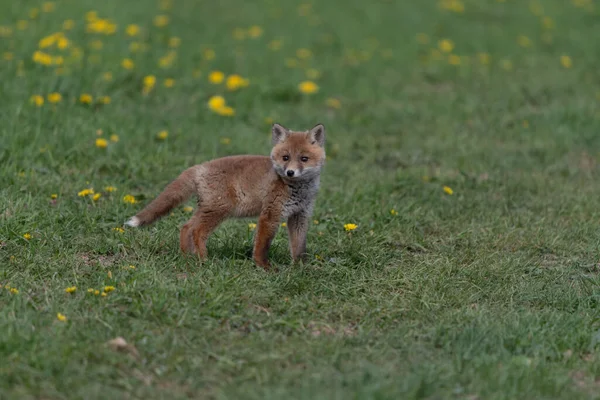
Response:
[125,123,326,270]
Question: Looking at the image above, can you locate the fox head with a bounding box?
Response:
[270,123,326,181]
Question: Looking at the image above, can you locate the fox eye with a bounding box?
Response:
[300,156,309,162]
[283,155,290,161]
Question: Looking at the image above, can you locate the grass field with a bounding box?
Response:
[2,0,600,398]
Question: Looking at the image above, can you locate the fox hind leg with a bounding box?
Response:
[190,208,229,259]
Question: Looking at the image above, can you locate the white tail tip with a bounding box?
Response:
[125,216,140,227]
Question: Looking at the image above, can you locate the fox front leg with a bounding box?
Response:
[287,212,310,263]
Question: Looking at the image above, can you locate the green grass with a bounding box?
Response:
[2,0,600,398]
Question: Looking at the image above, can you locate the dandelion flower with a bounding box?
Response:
[30,95,44,106]
[208,95,225,111]
[232,28,246,40]
[94,290,100,295]
[104,286,115,293]
[125,24,140,36]
[208,70,224,84]
[23,233,32,240]
[105,186,117,192]
[80,94,93,104]
[298,80,319,94]
[101,292,107,297]
[10,288,19,294]
[47,92,62,103]
[63,19,74,30]
[102,72,113,81]
[202,48,215,60]
[344,223,358,231]
[268,39,283,51]
[164,78,175,88]
[216,106,235,116]
[168,37,181,48]
[154,15,169,27]
[121,58,134,70]
[157,130,168,140]
[78,188,94,197]
[325,98,341,109]
[56,313,67,322]
[448,54,461,65]
[65,286,77,293]
[96,138,108,148]
[390,209,398,216]
[51,194,58,199]
[281,222,287,227]
[225,74,249,91]
[560,55,572,68]
[248,25,263,38]
[87,288,94,293]
[123,194,137,204]
[113,227,124,233]
[220,137,231,145]
[443,186,454,195]
[296,48,312,59]
[183,206,193,212]
[517,35,532,48]
[248,223,257,230]
[99,96,111,104]
[438,39,454,53]
[92,193,101,201]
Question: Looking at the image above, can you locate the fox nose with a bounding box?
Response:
[286,170,295,177]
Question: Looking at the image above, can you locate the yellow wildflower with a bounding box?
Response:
[87,288,94,293]
[56,313,67,322]
[448,54,461,65]
[225,74,249,91]
[121,58,134,70]
[216,106,235,117]
[209,70,225,84]
[232,28,246,40]
[416,33,429,44]
[104,286,115,293]
[542,16,555,30]
[102,72,113,81]
[268,39,283,51]
[108,134,118,142]
[30,95,44,106]
[313,220,319,224]
[326,98,341,109]
[164,78,175,88]
[63,19,74,30]
[65,286,77,294]
[157,130,168,140]
[92,193,101,201]
[101,292,107,297]
[47,92,62,103]
[285,58,298,68]
[168,37,181,48]
[281,222,287,227]
[154,15,169,27]
[51,194,58,199]
[78,188,94,197]
[248,223,257,230]
[10,288,19,294]
[17,20,28,30]
[517,35,532,48]
[443,186,454,195]
[80,94,93,104]
[3,52,13,60]
[298,81,319,94]
[89,40,103,50]
[306,68,321,80]
[560,55,572,68]
[43,2,55,12]
[344,223,358,232]
[127,265,136,269]
[94,290,100,295]
[208,95,226,111]
[113,227,124,233]
[390,209,398,216]
[501,59,513,71]
[438,39,454,53]
[126,24,140,36]
[96,138,108,148]
[105,186,117,192]
[23,233,32,240]
[296,48,312,59]
[248,25,263,38]
[220,137,231,145]
[183,206,194,212]
[123,194,137,204]
[99,96,111,105]
[203,48,215,60]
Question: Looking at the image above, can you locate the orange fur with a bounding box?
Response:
[126,123,326,270]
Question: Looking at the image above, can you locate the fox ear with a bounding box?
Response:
[308,123,325,147]
[272,123,290,145]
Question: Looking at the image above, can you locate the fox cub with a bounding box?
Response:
[125,123,326,270]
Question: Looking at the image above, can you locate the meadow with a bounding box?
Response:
[2,0,600,398]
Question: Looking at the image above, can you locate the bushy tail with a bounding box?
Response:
[125,168,196,227]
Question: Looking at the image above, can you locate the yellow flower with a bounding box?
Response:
[542,16,555,30]
[416,33,429,44]
[560,55,572,68]
[43,2,55,12]
[10,288,19,294]
[17,20,28,30]
[517,35,532,48]
[51,194,58,199]
[121,58,134,70]
[264,117,274,125]
[104,286,115,292]
[56,313,67,322]
[109,134,118,142]
[30,95,44,106]
[164,78,175,88]
[65,286,77,293]
[248,223,257,230]
[78,188,94,197]
[203,48,215,60]
[101,292,107,297]
[298,80,319,94]
[3,51,13,60]
[443,186,454,195]
[216,106,235,117]
[296,48,312,59]
[80,94,93,104]
[96,138,108,148]
[87,288,94,293]
[501,59,513,70]
[157,130,168,140]
[63,19,74,30]
[313,220,319,224]
[154,15,170,27]
[113,227,124,233]
[23,233,32,240]
[306,68,320,80]
[168,37,181,48]
[208,95,226,111]
[102,72,113,81]
[248,25,263,38]
[220,137,231,145]
[268,39,283,51]
[438,39,454,53]
[47,93,62,103]
[209,70,225,84]
[143,75,156,91]
[94,290,100,295]
[123,194,137,204]
[325,98,341,109]
[92,193,101,201]
[127,265,136,269]
[344,223,358,231]
[390,209,398,216]
[225,74,249,91]
[125,24,140,36]
[281,222,287,227]
[285,58,298,68]
[107,271,112,279]
[99,96,111,105]
[183,206,194,212]
[448,54,461,65]
[105,186,117,192]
